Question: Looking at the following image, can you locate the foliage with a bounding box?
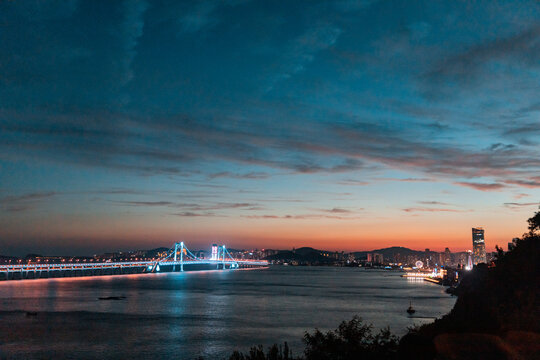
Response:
[303,316,399,360]
[228,343,292,360]
[527,207,540,234]
[227,317,398,360]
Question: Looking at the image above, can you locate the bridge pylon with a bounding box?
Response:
[173,242,185,272]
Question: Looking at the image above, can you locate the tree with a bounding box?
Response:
[228,343,292,360]
[303,316,398,360]
[527,207,540,234]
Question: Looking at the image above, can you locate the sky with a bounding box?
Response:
[1,0,539,256]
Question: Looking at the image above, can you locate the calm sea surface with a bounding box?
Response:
[0,266,455,359]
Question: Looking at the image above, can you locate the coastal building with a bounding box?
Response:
[466,250,473,270]
[472,227,487,264]
[367,253,383,264]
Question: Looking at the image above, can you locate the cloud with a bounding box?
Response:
[0,192,57,212]
[489,143,516,152]
[505,122,540,136]
[418,201,449,206]
[208,171,270,180]
[503,202,539,209]
[402,207,469,213]
[504,177,540,189]
[0,192,57,203]
[337,179,370,186]
[112,200,258,211]
[178,1,219,33]
[423,24,540,85]
[322,208,352,213]
[176,0,248,33]
[376,177,434,183]
[454,182,506,191]
[118,0,149,87]
[174,212,221,217]
[244,213,360,220]
[113,201,175,206]
[266,23,342,91]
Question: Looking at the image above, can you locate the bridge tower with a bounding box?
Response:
[222,245,226,270]
[173,242,184,272]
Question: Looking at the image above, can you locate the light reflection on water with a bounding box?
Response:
[0,266,455,359]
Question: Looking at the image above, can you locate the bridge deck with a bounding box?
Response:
[0,260,268,281]
[0,242,268,281]
[0,260,268,272]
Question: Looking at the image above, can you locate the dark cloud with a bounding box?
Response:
[376,177,434,183]
[504,178,540,189]
[208,172,270,180]
[244,213,360,220]
[423,24,540,85]
[0,192,57,212]
[113,201,175,207]
[418,201,449,206]
[489,143,516,152]
[174,212,221,217]
[0,192,57,203]
[403,207,469,213]
[265,23,342,91]
[503,202,539,208]
[322,208,352,213]
[454,182,506,191]
[112,200,259,211]
[337,179,370,186]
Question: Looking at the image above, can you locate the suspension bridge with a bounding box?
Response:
[0,242,268,281]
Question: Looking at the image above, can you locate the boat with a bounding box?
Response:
[98,296,126,301]
[407,301,415,315]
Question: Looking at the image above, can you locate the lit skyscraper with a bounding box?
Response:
[472,227,487,265]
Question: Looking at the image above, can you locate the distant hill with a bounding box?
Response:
[264,247,334,263]
[353,246,424,260]
[145,247,170,257]
[264,246,426,262]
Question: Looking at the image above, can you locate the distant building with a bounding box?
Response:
[367,253,383,264]
[466,250,473,270]
[424,248,432,268]
[373,253,384,264]
[472,227,487,264]
[444,248,452,267]
[211,244,218,260]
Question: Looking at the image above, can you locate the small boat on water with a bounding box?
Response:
[407,301,415,315]
[26,311,38,317]
[98,296,126,301]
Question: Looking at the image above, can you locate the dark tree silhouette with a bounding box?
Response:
[228,343,292,360]
[527,207,540,234]
[400,208,540,359]
[225,209,540,360]
[303,316,398,360]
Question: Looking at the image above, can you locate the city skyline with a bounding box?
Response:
[1,1,540,256]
